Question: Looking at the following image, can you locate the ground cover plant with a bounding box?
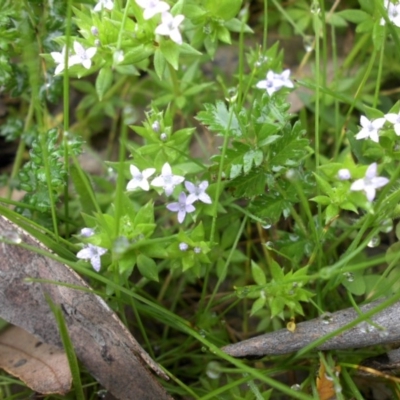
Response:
[2,0,400,398]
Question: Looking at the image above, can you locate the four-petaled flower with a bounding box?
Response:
[77,244,108,272]
[136,0,170,20]
[127,165,156,191]
[51,46,69,75]
[385,111,400,135]
[155,12,185,45]
[185,181,212,204]
[151,162,184,196]
[69,42,97,70]
[94,0,114,11]
[166,192,195,223]
[350,163,389,202]
[355,115,386,143]
[256,69,294,96]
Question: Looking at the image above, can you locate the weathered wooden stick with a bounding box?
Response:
[222,300,400,358]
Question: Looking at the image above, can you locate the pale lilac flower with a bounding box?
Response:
[350,163,389,202]
[136,0,170,20]
[69,42,97,70]
[355,115,386,143]
[80,227,95,237]
[51,46,69,75]
[155,12,185,45]
[385,111,400,135]
[152,121,160,132]
[127,165,156,191]
[167,192,195,223]
[256,69,294,96]
[185,181,212,204]
[94,0,114,11]
[179,242,188,251]
[77,244,108,272]
[91,26,99,36]
[337,169,351,180]
[380,0,400,27]
[160,133,167,141]
[151,162,184,195]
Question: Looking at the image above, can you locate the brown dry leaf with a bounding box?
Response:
[0,215,172,400]
[0,325,71,395]
[316,362,341,400]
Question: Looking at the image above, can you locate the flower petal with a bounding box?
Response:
[371,177,389,188]
[350,179,365,191]
[365,163,377,179]
[166,202,180,212]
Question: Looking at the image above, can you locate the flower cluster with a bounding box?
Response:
[256,69,294,96]
[381,0,400,27]
[126,162,212,223]
[76,228,108,271]
[136,0,185,45]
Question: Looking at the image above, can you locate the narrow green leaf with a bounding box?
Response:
[137,254,159,281]
[95,67,113,101]
[49,301,84,400]
[251,261,266,285]
[70,165,98,215]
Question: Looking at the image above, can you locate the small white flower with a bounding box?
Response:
[385,111,400,135]
[155,12,185,45]
[151,162,185,196]
[194,247,201,254]
[160,133,167,141]
[185,181,212,204]
[337,168,351,180]
[380,0,400,27]
[350,163,389,202]
[256,69,294,96]
[77,244,108,272]
[80,227,95,237]
[69,42,97,70]
[51,46,68,75]
[127,165,156,191]
[355,115,386,143]
[136,0,170,20]
[167,192,195,223]
[179,242,188,251]
[94,0,114,12]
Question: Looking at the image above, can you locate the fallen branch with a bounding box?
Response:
[222,300,400,358]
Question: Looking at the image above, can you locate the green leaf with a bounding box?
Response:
[269,260,284,282]
[137,254,159,282]
[228,168,266,197]
[250,296,266,316]
[154,49,166,79]
[313,173,334,196]
[251,261,266,285]
[120,44,154,65]
[160,40,180,70]
[70,165,98,215]
[196,101,242,137]
[310,195,331,205]
[335,9,369,23]
[95,67,113,101]
[205,0,242,20]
